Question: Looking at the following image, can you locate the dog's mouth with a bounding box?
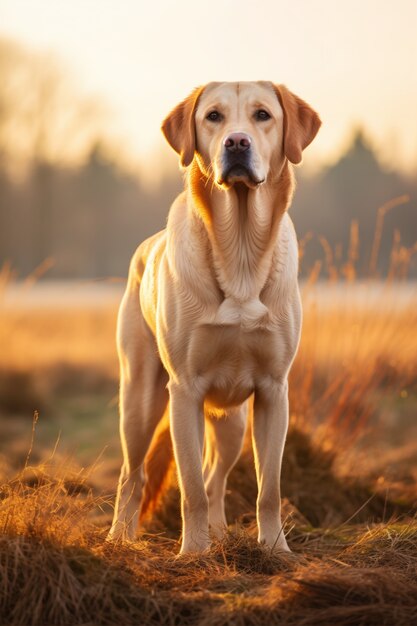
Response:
[218,164,264,188]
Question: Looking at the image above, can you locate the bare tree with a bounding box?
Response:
[0,37,109,266]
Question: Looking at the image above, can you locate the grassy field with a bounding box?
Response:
[1,277,417,625]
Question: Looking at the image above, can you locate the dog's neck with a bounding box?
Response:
[188,161,294,305]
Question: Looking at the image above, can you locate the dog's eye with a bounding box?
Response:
[206,111,222,122]
[255,109,271,121]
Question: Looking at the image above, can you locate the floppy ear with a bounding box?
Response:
[274,84,321,164]
[161,86,204,167]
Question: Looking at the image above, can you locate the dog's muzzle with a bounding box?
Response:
[218,132,264,187]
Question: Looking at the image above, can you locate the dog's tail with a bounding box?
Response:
[140,412,174,520]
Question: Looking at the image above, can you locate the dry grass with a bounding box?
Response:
[0,305,118,411]
[0,452,416,626]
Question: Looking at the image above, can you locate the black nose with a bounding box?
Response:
[224,132,251,153]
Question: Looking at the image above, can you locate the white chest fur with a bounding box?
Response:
[185,305,299,409]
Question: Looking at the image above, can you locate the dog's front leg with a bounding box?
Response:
[169,383,209,554]
[252,379,290,552]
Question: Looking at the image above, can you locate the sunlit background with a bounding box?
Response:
[1,0,417,174]
[0,0,416,281]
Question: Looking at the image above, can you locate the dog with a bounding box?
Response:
[108,81,321,553]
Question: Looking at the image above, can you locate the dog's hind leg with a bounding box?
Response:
[108,288,168,542]
[204,404,248,536]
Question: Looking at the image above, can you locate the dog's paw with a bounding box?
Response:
[259,533,291,553]
[179,536,211,555]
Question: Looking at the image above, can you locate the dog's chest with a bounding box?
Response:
[188,322,287,408]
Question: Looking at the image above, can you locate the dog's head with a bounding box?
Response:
[162,81,321,190]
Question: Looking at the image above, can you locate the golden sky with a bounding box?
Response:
[0,0,416,176]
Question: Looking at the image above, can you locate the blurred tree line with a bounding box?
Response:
[0,38,416,280]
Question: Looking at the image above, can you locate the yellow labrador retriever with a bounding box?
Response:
[108,81,321,553]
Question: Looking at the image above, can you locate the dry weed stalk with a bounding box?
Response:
[369,194,410,277]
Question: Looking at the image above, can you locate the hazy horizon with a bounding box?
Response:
[0,0,416,181]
